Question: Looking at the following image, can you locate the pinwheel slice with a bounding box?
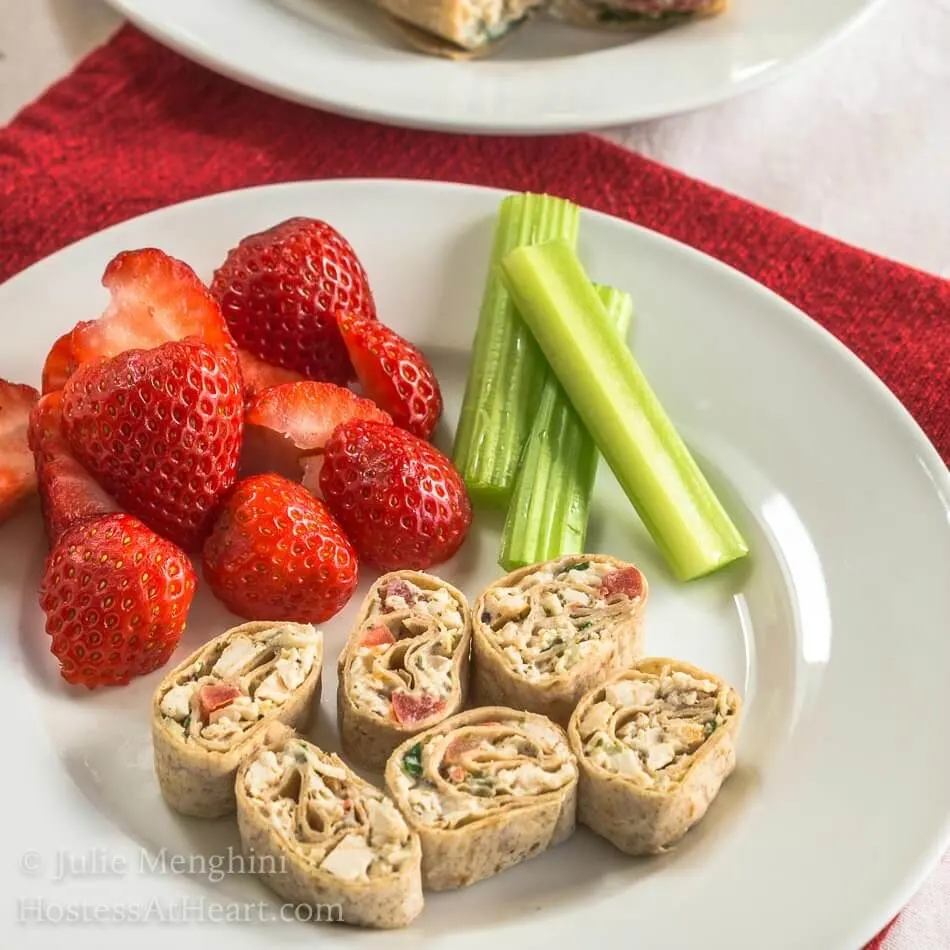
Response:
[235,724,423,929]
[338,571,472,770]
[373,0,547,58]
[472,554,647,725]
[568,658,742,855]
[384,706,577,890]
[551,0,728,30]
[151,621,323,818]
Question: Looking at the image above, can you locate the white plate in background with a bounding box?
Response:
[105,0,884,133]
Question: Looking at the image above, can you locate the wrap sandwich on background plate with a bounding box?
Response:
[373,0,548,58]
[338,571,472,771]
[384,706,577,890]
[151,621,323,818]
[471,554,647,726]
[551,0,728,29]
[568,657,742,855]
[235,724,424,929]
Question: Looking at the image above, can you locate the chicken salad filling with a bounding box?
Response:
[158,624,322,750]
[478,557,644,682]
[346,577,468,727]
[391,713,576,829]
[242,739,415,883]
[577,665,736,790]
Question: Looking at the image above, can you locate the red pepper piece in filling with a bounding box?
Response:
[196,682,241,721]
[391,690,446,725]
[600,567,643,600]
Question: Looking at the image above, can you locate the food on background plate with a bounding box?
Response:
[211,217,377,386]
[551,0,728,29]
[151,622,323,818]
[499,283,632,572]
[241,380,392,482]
[337,311,443,441]
[568,658,741,854]
[236,724,424,929]
[202,473,359,623]
[0,379,39,526]
[385,706,577,890]
[500,237,749,581]
[472,554,647,725]
[453,193,581,507]
[39,513,196,688]
[373,0,547,58]
[317,420,472,571]
[28,391,122,545]
[338,571,472,770]
[60,337,244,551]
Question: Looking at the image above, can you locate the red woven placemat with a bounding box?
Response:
[1,24,945,947]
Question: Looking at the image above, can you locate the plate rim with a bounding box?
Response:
[2,177,948,950]
[103,0,888,133]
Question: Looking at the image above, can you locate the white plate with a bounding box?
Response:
[2,180,948,950]
[105,0,883,133]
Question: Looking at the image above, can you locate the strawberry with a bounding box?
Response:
[202,473,359,623]
[66,248,235,378]
[242,381,392,481]
[41,331,74,394]
[28,392,122,545]
[61,338,244,551]
[318,420,472,571]
[211,218,376,385]
[38,512,196,688]
[0,379,39,526]
[337,311,442,440]
[237,348,303,403]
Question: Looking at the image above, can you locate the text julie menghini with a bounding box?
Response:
[20,846,283,884]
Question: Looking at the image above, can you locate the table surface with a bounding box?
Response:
[1,2,949,947]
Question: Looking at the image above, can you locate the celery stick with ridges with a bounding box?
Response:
[452,193,581,507]
[499,284,633,572]
[499,240,749,581]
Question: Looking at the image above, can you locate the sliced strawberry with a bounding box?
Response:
[242,381,392,481]
[391,689,446,725]
[337,311,443,441]
[319,420,472,571]
[0,380,40,526]
[360,625,396,648]
[41,331,74,394]
[28,392,122,545]
[201,473,359,623]
[62,338,244,551]
[196,683,242,720]
[39,512,196,688]
[211,217,377,385]
[600,567,644,600]
[67,248,234,376]
[237,348,303,403]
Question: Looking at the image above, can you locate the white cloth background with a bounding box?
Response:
[1,1,948,946]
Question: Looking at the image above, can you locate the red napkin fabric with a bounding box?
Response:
[0,24,945,947]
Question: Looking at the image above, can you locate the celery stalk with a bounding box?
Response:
[452,194,581,507]
[499,284,633,571]
[499,240,749,581]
